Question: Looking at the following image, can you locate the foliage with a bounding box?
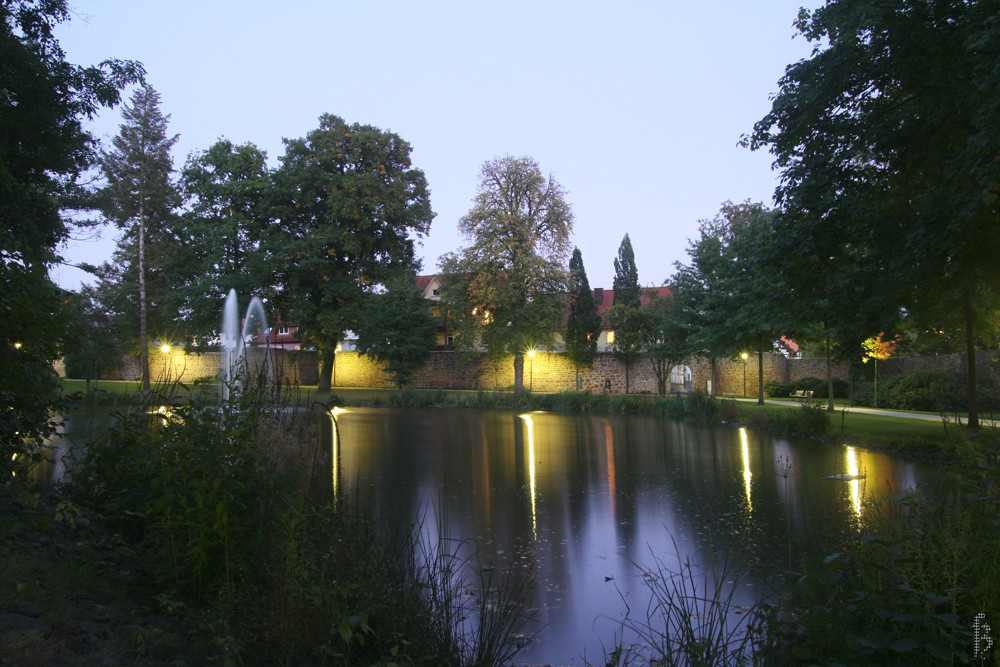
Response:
[62,386,530,665]
[612,233,640,308]
[606,302,656,394]
[740,401,830,438]
[671,202,787,404]
[852,367,1000,414]
[765,376,849,400]
[62,286,122,390]
[0,0,141,483]
[265,114,434,390]
[645,295,690,396]
[438,155,573,391]
[748,0,1000,429]
[605,544,772,666]
[97,84,181,391]
[355,275,439,388]
[170,139,272,345]
[564,247,602,381]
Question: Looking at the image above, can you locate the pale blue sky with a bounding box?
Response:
[53,1,819,292]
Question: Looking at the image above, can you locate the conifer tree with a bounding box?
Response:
[98,84,180,391]
[612,234,640,308]
[565,247,602,386]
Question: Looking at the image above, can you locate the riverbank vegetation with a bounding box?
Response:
[3,384,532,665]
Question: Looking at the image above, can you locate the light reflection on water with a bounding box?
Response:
[329,408,936,665]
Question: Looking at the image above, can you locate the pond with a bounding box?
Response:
[39,405,936,664]
[322,407,934,665]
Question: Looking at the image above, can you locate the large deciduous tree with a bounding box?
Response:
[266,114,433,390]
[171,139,271,344]
[98,84,180,392]
[747,0,1000,429]
[439,156,573,391]
[564,247,602,387]
[0,0,141,480]
[672,202,787,404]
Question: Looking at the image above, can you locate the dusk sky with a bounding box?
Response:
[52,1,820,293]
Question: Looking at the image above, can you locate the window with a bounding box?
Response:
[606,331,615,345]
[278,326,289,336]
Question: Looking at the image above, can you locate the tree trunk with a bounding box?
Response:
[318,347,334,390]
[874,360,878,409]
[757,346,764,406]
[825,336,835,412]
[624,359,631,394]
[710,357,717,397]
[513,353,524,391]
[138,198,150,393]
[964,286,980,431]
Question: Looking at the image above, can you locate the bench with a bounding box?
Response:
[791,390,814,399]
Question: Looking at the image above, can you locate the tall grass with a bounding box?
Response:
[60,380,533,666]
[601,541,772,666]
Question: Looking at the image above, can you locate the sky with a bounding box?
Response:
[51,0,820,293]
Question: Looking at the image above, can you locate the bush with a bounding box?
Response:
[764,380,789,398]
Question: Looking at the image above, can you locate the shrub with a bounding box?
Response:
[764,380,789,398]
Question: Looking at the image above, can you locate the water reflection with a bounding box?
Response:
[326,408,934,665]
[740,427,752,513]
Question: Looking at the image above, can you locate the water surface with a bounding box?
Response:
[329,408,933,665]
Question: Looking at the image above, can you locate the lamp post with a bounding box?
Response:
[741,352,748,397]
[528,349,536,391]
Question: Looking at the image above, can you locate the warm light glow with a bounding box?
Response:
[606,331,615,344]
[847,446,862,516]
[528,349,535,358]
[330,411,340,499]
[741,352,748,361]
[160,344,171,353]
[519,414,538,539]
[740,427,752,512]
[13,342,22,349]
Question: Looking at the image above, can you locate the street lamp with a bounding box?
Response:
[528,349,536,391]
[741,352,748,397]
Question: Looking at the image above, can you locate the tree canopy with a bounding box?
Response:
[265,114,433,389]
[170,139,271,344]
[564,247,602,383]
[0,0,141,480]
[748,0,1000,427]
[439,156,573,390]
[355,276,438,388]
[98,84,180,390]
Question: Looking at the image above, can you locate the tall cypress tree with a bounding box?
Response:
[99,84,180,391]
[612,234,640,307]
[565,247,602,385]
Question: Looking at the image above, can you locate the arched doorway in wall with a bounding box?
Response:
[670,364,693,393]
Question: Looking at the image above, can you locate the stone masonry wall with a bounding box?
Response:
[88,346,984,396]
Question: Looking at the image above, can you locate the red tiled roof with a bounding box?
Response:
[595,286,673,318]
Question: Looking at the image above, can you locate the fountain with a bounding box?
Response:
[221,289,273,400]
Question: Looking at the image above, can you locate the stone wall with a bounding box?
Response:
[116,348,319,386]
[83,345,985,396]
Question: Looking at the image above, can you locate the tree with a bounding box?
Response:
[564,247,602,387]
[171,139,271,344]
[0,0,141,481]
[645,294,690,396]
[608,234,645,392]
[671,202,787,404]
[862,333,897,409]
[266,114,433,390]
[439,156,573,391]
[748,0,1000,429]
[607,300,656,394]
[355,276,438,388]
[63,286,121,392]
[98,84,180,392]
[612,234,640,308]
